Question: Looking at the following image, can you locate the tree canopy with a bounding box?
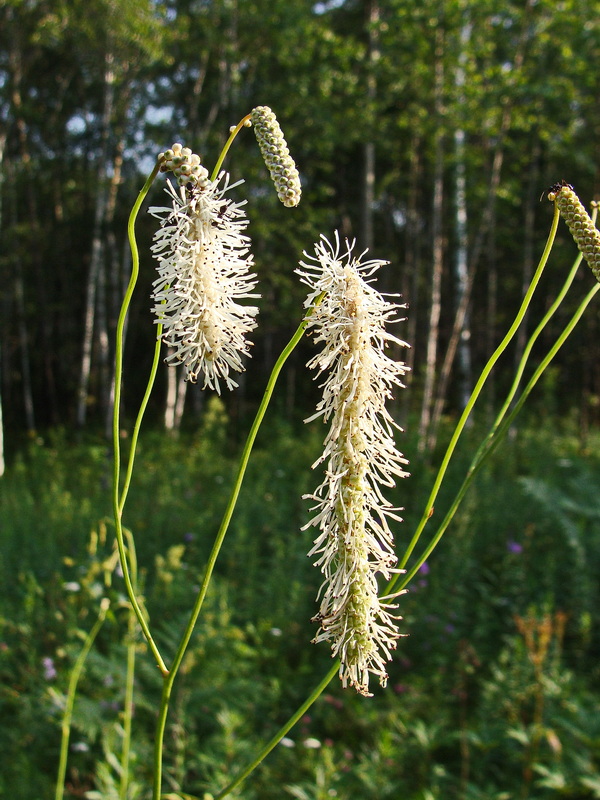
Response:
[1,0,599,437]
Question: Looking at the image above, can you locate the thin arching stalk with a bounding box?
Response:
[55,600,110,800]
[396,204,560,576]
[397,279,600,593]
[112,161,168,675]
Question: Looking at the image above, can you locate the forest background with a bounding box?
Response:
[1,0,599,443]
[2,0,600,798]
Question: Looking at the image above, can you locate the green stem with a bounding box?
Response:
[119,527,139,800]
[55,600,110,800]
[118,326,163,515]
[465,252,582,478]
[394,211,600,592]
[215,662,340,799]
[398,279,599,592]
[395,203,560,577]
[113,162,168,675]
[487,201,596,439]
[210,114,252,182]
[151,298,323,800]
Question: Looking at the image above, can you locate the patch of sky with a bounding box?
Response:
[66,115,87,135]
[313,0,346,14]
[145,104,173,126]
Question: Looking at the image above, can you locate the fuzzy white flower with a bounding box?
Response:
[298,233,410,696]
[149,173,259,392]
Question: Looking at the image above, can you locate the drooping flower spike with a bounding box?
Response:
[150,172,259,393]
[250,106,302,208]
[548,181,600,282]
[298,233,410,696]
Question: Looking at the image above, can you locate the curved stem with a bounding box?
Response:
[118,326,163,515]
[429,243,588,554]
[119,527,139,800]
[215,662,340,799]
[394,204,560,579]
[398,279,599,592]
[151,297,324,800]
[113,162,168,675]
[210,114,252,181]
[488,202,596,438]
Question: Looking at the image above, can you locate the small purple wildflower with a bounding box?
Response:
[507,540,523,555]
[42,656,57,681]
[418,562,430,576]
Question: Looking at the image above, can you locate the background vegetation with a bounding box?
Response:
[1,0,600,798]
[3,416,600,798]
[0,0,599,440]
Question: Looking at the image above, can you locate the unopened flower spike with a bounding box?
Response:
[250,106,301,207]
[297,233,410,696]
[548,181,600,282]
[149,166,259,393]
[157,142,210,188]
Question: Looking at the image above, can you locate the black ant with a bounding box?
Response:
[542,179,573,202]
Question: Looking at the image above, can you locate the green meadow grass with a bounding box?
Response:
[2,416,600,798]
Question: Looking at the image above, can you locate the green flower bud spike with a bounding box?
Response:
[250,106,302,208]
[157,142,210,188]
[548,182,600,282]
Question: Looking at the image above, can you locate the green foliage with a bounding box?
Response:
[2,420,600,797]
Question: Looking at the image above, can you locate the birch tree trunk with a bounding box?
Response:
[164,360,178,432]
[8,25,36,431]
[426,0,535,450]
[362,0,379,252]
[164,354,190,433]
[418,28,445,452]
[101,129,128,438]
[453,18,472,413]
[105,236,132,439]
[76,52,115,427]
[173,372,188,431]
[427,137,504,451]
[399,133,422,423]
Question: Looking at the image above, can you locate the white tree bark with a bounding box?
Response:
[453,19,472,412]
[76,52,115,427]
[418,28,445,451]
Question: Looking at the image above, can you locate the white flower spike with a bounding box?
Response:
[298,233,410,696]
[150,173,259,393]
